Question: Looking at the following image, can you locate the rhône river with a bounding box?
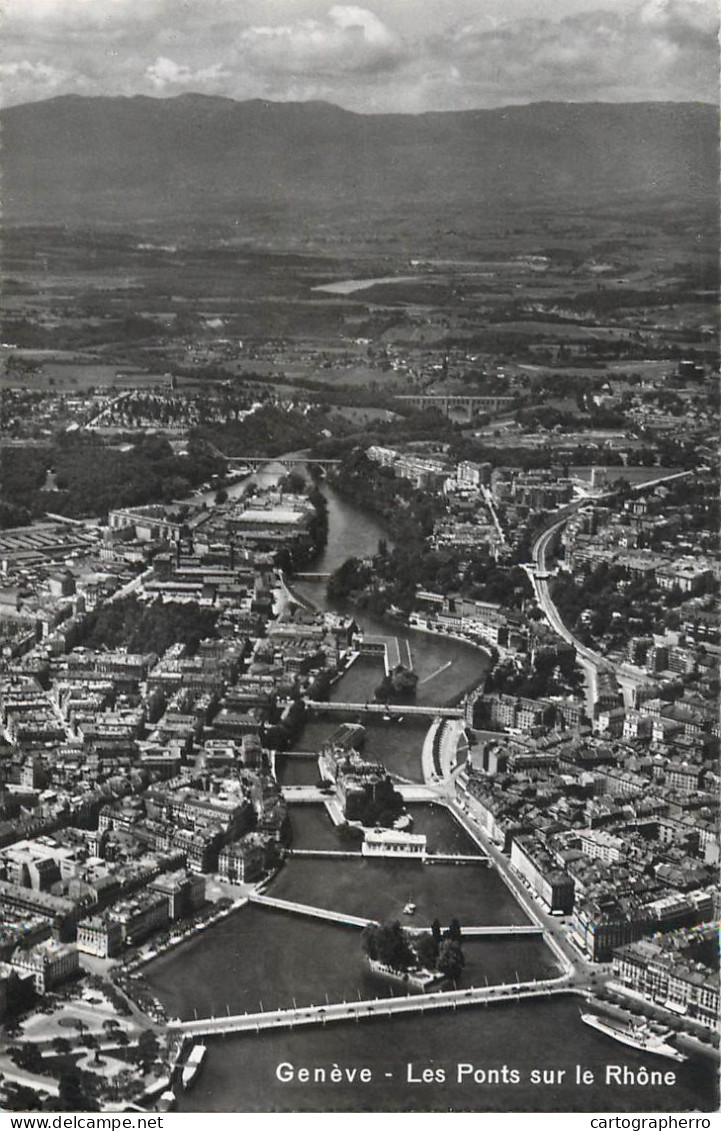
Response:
[169,995,717,1114]
[153,468,717,1113]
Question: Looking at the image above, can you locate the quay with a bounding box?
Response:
[170,977,576,1037]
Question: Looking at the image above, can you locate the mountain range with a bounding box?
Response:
[1,95,718,224]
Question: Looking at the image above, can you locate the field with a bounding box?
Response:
[1,197,717,404]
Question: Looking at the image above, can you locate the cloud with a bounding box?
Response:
[640,0,718,41]
[236,5,405,77]
[423,1,720,106]
[146,55,229,92]
[0,0,717,110]
[0,59,75,105]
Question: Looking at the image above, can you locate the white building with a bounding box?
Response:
[362,828,427,860]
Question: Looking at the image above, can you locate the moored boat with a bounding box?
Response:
[581,1012,686,1062]
[181,1043,208,1089]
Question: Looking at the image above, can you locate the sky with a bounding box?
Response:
[1,0,718,112]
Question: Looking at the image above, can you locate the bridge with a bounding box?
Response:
[424,853,489,866]
[281,784,439,803]
[169,977,575,1037]
[304,700,464,719]
[225,456,341,474]
[249,893,535,936]
[407,924,542,936]
[286,848,363,860]
[249,891,372,928]
[286,848,490,866]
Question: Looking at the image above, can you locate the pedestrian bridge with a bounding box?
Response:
[248,893,540,937]
[285,848,490,866]
[304,700,464,719]
[416,924,542,937]
[170,977,574,1037]
[249,891,372,928]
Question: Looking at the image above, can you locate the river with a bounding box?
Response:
[310,275,421,295]
[148,463,717,1113]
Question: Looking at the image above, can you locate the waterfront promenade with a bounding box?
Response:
[170,976,577,1038]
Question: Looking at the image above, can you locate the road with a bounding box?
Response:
[528,468,698,713]
[531,520,649,714]
[172,979,577,1038]
[0,1057,60,1097]
[447,797,606,988]
[531,520,602,718]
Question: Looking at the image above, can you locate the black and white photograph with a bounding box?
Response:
[0,0,718,1119]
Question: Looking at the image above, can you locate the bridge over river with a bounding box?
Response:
[286,849,489,866]
[281,783,440,803]
[225,455,341,474]
[248,892,539,937]
[304,700,465,719]
[170,976,574,1038]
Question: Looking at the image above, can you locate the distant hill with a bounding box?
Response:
[1,95,717,223]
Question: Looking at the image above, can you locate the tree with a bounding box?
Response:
[437,939,465,983]
[446,918,462,943]
[58,1070,96,1112]
[4,1083,42,1111]
[135,1030,159,1070]
[52,1037,72,1056]
[362,921,415,972]
[414,932,440,970]
[280,470,306,494]
[374,665,419,704]
[10,1044,43,1074]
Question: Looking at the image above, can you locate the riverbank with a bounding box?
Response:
[123,897,249,974]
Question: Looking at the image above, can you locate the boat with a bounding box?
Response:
[580,1012,686,1062]
[403,901,417,915]
[181,1043,208,1089]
